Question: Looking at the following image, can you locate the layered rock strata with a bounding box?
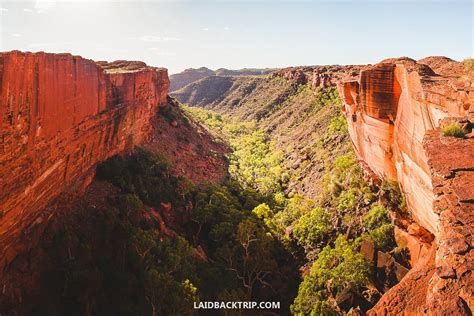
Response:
[0,51,169,268]
[338,57,473,314]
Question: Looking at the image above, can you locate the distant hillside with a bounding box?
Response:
[172,66,362,199]
[169,67,276,91]
[214,68,277,76]
[169,67,215,91]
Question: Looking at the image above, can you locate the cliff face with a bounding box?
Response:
[0,51,169,267]
[338,57,474,314]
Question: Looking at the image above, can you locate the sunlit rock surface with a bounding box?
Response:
[339,57,473,315]
[0,51,169,267]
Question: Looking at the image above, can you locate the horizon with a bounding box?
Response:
[0,0,472,74]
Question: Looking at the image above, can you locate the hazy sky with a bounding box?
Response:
[0,0,472,74]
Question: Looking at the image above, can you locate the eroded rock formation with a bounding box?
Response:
[272,65,364,89]
[0,51,169,268]
[338,57,473,315]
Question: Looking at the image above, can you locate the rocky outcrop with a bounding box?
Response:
[338,57,473,314]
[0,51,169,268]
[272,65,364,89]
[272,67,309,85]
[424,131,474,314]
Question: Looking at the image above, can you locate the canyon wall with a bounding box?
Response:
[338,57,473,314]
[0,51,169,268]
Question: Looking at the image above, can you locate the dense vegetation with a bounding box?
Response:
[36,148,298,315]
[182,106,286,195]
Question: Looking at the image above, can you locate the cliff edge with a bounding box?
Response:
[338,57,473,315]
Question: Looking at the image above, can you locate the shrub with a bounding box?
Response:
[334,153,356,174]
[159,105,178,123]
[363,204,395,250]
[328,114,348,134]
[311,87,342,112]
[337,188,358,213]
[442,122,465,138]
[369,223,395,250]
[252,203,273,219]
[363,204,390,230]
[274,194,315,227]
[380,179,407,213]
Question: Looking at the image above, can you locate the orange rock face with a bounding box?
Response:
[0,51,169,267]
[339,57,474,314]
[339,57,472,235]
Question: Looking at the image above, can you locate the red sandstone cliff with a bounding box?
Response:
[0,51,169,268]
[338,57,473,315]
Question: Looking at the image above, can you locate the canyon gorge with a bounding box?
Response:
[0,51,473,315]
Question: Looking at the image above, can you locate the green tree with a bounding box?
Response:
[292,235,369,314]
[227,219,279,299]
[293,207,331,248]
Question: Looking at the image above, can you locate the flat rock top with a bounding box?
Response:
[0,51,168,74]
[96,60,164,74]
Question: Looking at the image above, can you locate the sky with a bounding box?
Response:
[0,0,472,74]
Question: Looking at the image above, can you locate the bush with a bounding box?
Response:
[442,123,465,138]
[380,179,408,215]
[334,153,356,173]
[185,106,284,196]
[363,204,395,250]
[96,147,193,209]
[337,188,358,213]
[369,223,395,250]
[274,194,315,227]
[328,114,348,134]
[363,205,389,230]
[311,87,342,112]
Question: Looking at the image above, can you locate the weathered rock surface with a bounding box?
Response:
[0,51,169,269]
[272,65,366,90]
[338,57,473,314]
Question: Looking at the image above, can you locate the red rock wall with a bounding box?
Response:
[339,57,474,315]
[0,51,169,266]
[339,59,472,235]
